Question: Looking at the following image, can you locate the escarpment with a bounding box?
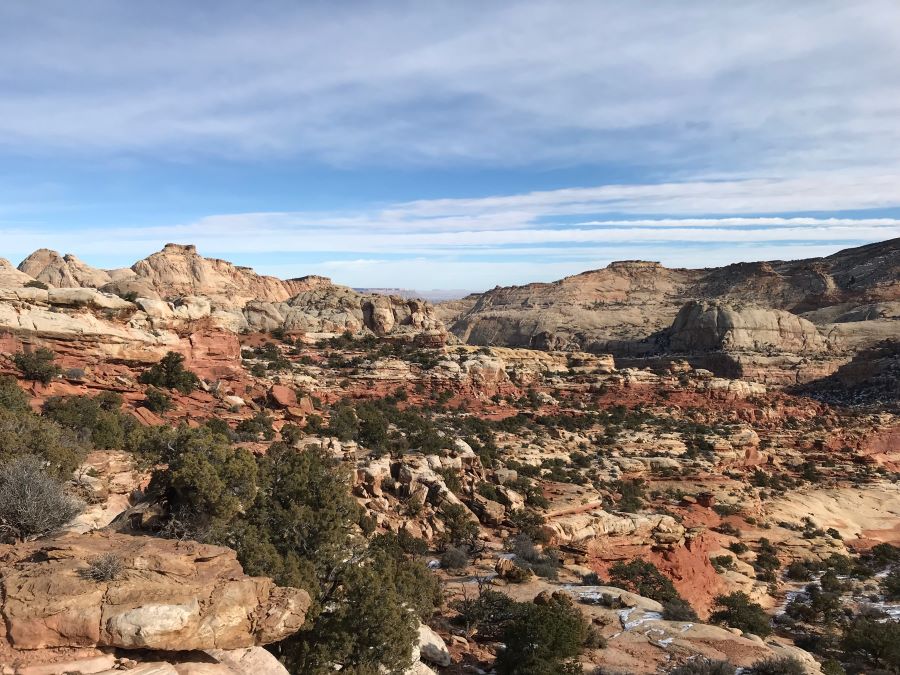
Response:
[445,238,899,385]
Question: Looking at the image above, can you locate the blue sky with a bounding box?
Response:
[1,2,899,290]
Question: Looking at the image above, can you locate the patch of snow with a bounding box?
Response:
[618,607,663,630]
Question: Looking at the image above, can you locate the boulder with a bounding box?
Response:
[48,288,134,312]
[469,495,505,526]
[204,646,290,675]
[267,385,297,409]
[0,532,310,651]
[665,301,829,354]
[416,624,451,667]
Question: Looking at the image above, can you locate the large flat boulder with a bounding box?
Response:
[0,532,310,651]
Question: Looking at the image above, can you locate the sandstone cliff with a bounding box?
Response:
[446,238,899,355]
[451,261,699,351]
[2,245,447,354]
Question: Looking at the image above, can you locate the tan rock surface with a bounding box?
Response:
[0,258,39,288]
[128,244,293,308]
[446,238,899,359]
[18,249,112,289]
[666,301,828,354]
[0,532,310,651]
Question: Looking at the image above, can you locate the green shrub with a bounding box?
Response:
[439,503,480,550]
[148,426,258,531]
[138,351,199,394]
[582,572,603,585]
[495,593,592,674]
[144,387,174,414]
[508,508,549,543]
[0,375,30,412]
[785,561,814,581]
[13,348,60,384]
[609,558,680,603]
[670,658,736,675]
[0,455,82,541]
[235,445,438,674]
[441,545,469,573]
[615,478,645,512]
[819,659,845,675]
[452,589,518,640]
[0,407,85,476]
[784,582,842,625]
[753,538,781,576]
[228,443,361,586]
[43,393,127,450]
[289,546,429,673]
[728,541,749,554]
[663,597,699,621]
[712,555,735,571]
[709,592,771,637]
[235,410,275,441]
[749,656,806,675]
[869,543,900,568]
[24,279,48,290]
[881,567,900,600]
[841,615,900,671]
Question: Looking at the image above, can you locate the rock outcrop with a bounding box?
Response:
[445,237,900,363]
[127,244,293,308]
[543,510,685,547]
[664,301,829,354]
[0,532,310,651]
[450,260,699,351]
[18,249,113,289]
[243,286,443,338]
[0,259,38,288]
[5,244,447,346]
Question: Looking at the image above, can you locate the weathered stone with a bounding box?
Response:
[0,532,309,651]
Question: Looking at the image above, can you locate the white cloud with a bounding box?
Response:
[2,170,898,288]
[1,1,899,174]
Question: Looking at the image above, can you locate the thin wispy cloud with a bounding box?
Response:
[2,172,898,289]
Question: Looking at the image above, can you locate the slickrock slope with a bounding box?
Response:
[19,249,113,289]
[125,243,293,308]
[0,532,310,651]
[0,259,37,288]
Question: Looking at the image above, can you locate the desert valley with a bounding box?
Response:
[0,239,895,674]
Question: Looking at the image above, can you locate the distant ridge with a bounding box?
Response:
[354,287,474,303]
